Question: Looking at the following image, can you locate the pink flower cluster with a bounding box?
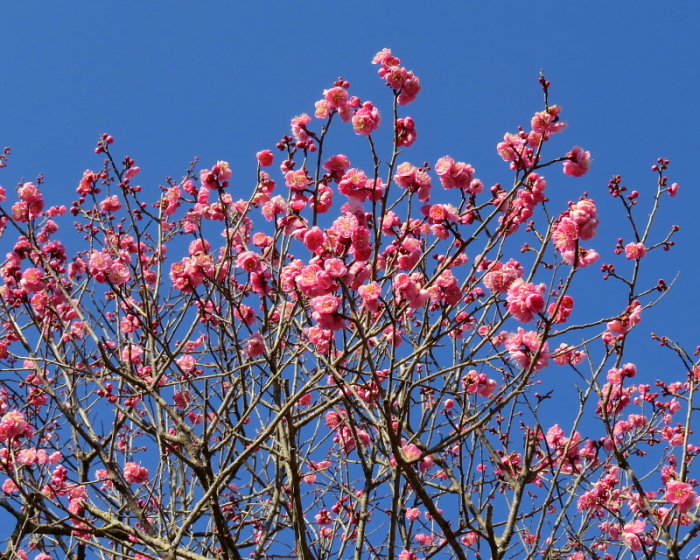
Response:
[352,101,381,136]
[497,106,580,174]
[506,279,546,323]
[462,370,498,398]
[310,294,346,331]
[89,250,132,285]
[548,295,575,324]
[396,117,417,147]
[435,156,481,194]
[394,162,432,202]
[552,198,600,266]
[505,328,550,371]
[372,48,421,105]
[325,409,371,454]
[170,239,218,292]
[604,300,643,343]
[315,85,354,123]
[12,182,45,222]
[338,168,385,203]
[563,146,592,177]
[0,410,34,442]
[482,259,524,293]
[123,461,149,484]
[544,424,587,474]
[393,272,429,310]
[495,173,548,235]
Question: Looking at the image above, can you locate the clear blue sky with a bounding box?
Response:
[1,0,698,472]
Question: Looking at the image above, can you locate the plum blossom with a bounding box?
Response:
[435,156,476,191]
[505,328,551,371]
[624,241,647,259]
[0,411,34,442]
[123,462,149,484]
[666,480,697,513]
[291,113,312,141]
[482,259,523,293]
[256,150,275,167]
[563,146,592,177]
[352,101,381,136]
[506,279,546,323]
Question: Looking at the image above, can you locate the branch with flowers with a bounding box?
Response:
[0,48,692,560]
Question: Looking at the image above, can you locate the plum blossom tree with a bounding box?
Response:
[0,48,693,560]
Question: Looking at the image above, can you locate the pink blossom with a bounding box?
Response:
[0,410,34,441]
[256,150,275,167]
[482,259,523,293]
[396,117,417,147]
[506,279,546,323]
[505,328,551,371]
[531,106,567,137]
[123,462,149,484]
[621,520,646,552]
[107,262,131,285]
[352,101,381,136]
[100,195,122,212]
[563,146,592,177]
[2,479,18,493]
[237,251,265,273]
[666,480,697,513]
[402,443,422,461]
[176,354,196,373]
[291,113,312,141]
[406,507,421,521]
[548,295,575,324]
[323,154,351,182]
[243,333,266,358]
[435,156,476,191]
[323,86,349,110]
[462,370,498,398]
[372,48,400,68]
[397,71,421,105]
[624,242,647,259]
[310,295,341,315]
[285,169,310,192]
[552,343,586,366]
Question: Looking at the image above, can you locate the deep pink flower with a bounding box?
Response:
[624,242,647,259]
[372,48,401,68]
[243,333,266,358]
[505,328,551,371]
[506,279,546,323]
[0,411,34,441]
[396,117,418,147]
[256,150,275,167]
[237,251,265,273]
[123,462,149,485]
[100,195,122,212]
[352,102,381,136]
[291,113,312,141]
[666,480,697,513]
[323,86,349,110]
[563,146,592,177]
